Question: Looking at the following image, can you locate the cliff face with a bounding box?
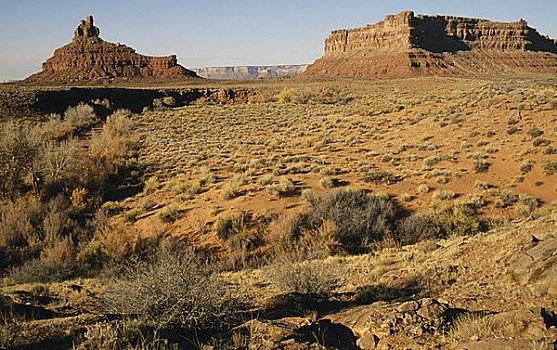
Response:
[324,11,415,54]
[193,65,308,80]
[305,11,557,78]
[25,16,198,84]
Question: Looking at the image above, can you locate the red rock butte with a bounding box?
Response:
[25,15,198,84]
[303,11,557,78]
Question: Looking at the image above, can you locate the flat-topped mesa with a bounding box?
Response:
[325,11,557,55]
[305,11,557,78]
[25,15,198,84]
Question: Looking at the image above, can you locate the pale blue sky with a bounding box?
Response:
[1,0,556,81]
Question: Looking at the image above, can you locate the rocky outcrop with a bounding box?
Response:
[193,65,308,80]
[304,11,557,78]
[25,16,198,84]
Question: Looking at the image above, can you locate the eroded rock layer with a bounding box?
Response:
[25,16,198,84]
[304,11,557,78]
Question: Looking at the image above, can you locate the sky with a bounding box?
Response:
[0,0,556,81]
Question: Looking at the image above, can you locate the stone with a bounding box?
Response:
[303,11,557,78]
[25,15,198,84]
[396,301,419,312]
[357,333,380,349]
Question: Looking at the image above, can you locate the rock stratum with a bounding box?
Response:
[24,16,198,85]
[193,65,308,80]
[303,11,557,78]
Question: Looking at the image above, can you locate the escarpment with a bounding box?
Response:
[25,16,198,85]
[304,11,557,78]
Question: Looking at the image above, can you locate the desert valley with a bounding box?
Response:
[0,9,556,350]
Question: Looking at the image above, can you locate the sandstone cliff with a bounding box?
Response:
[193,65,308,80]
[304,11,557,78]
[25,16,198,84]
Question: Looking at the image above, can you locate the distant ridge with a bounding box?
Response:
[193,65,308,80]
[303,11,557,78]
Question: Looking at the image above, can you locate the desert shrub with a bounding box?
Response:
[0,314,23,349]
[447,312,507,343]
[89,111,136,168]
[283,189,400,254]
[423,156,441,167]
[472,160,491,173]
[143,176,159,195]
[319,176,335,189]
[465,194,486,209]
[361,169,400,185]
[397,202,486,244]
[417,184,430,193]
[9,236,78,283]
[269,245,337,296]
[167,175,202,199]
[158,206,181,223]
[507,117,519,125]
[432,190,455,201]
[214,211,251,240]
[542,161,557,176]
[506,127,519,135]
[100,201,124,217]
[74,319,179,350]
[545,146,557,155]
[276,87,298,104]
[90,222,152,264]
[63,103,98,130]
[267,177,296,197]
[161,96,177,107]
[0,121,43,198]
[354,280,419,304]
[221,179,242,200]
[198,167,217,185]
[258,175,273,186]
[473,180,492,191]
[0,196,45,268]
[431,202,484,237]
[495,189,519,208]
[313,87,352,105]
[396,214,441,245]
[152,98,169,110]
[436,175,449,184]
[102,247,237,330]
[527,128,544,138]
[39,137,82,191]
[520,160,534,174]
[533,137,550,147]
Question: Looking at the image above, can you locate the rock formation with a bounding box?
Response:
[193,65,308,80]
[304,11,557,78]
[25,16,198,84]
